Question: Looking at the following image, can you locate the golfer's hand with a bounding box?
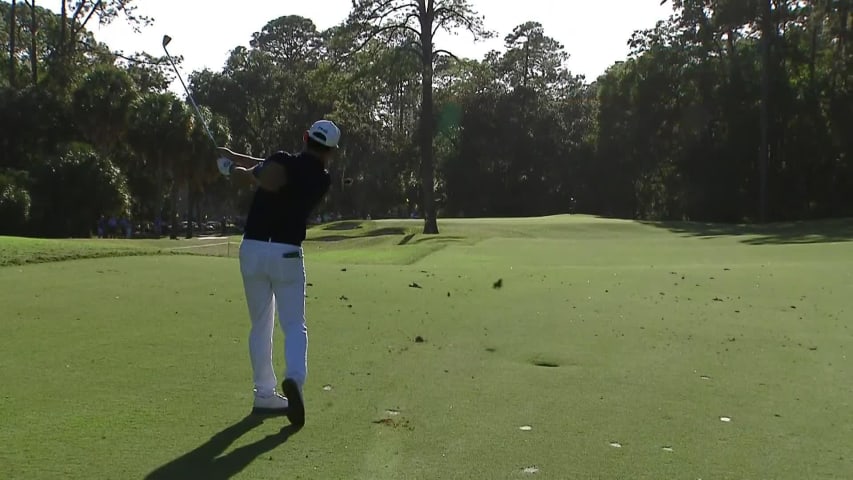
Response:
[217,156,235,176]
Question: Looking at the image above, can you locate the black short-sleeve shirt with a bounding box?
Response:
[242,151,331,246]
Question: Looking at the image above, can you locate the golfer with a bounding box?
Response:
[216,120,340,428]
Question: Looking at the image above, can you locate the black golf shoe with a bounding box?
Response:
[281,378,305,428]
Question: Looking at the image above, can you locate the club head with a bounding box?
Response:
[162,35,172,48]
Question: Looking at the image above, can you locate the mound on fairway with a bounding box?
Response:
[1,216,851,479]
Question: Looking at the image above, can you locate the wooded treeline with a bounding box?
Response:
[1,0,850,237]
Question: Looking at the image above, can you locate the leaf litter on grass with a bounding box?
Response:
[372,417,412,430]
[7,219,853,479]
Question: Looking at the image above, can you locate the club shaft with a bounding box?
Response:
[163,46,217,147]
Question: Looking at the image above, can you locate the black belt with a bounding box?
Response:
[244,233,289,243]
[243,234,302,258]
[243,233,301,251]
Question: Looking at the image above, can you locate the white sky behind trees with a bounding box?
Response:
[53,0,674,93]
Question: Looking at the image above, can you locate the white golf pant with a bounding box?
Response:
[238,239,307,397]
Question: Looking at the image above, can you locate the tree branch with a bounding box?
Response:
[402,24,422,38]
[78,0,103,33]
[361,0,398,20]
[337,22,419,67]
[364,1,418,24]
[432,18,443,37]
[72,0,87,24]
[433,6,477,32]
[113,51,169,66]
[432,48,458,62]
[403,13,421,32]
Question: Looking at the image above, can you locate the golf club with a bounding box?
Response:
[162,34,217,147]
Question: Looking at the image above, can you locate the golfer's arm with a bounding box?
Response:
[230,152,265,168]
[231,166,261,186]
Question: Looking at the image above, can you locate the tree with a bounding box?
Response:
[191,17,330,157]
[500,22,569,93]
[127,92,191,236]
[57,0,151,60]
[72,66,138,155]
[758,0,771,222]
[118,52,173,93]
[179,105,230,239]
[250,15,324,64]
[494,22,576,215]
[38,1,152,87]
[0,169,31,235]
[26,0,37,84]
[29,143,131,237]
[8,0,15,87]
[348,0,490,234]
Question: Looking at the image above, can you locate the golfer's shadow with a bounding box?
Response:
[144,416,298,480]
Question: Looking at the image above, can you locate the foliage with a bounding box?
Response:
[0,0,851,238]
[29,143,131,237]
[0,169,31,235]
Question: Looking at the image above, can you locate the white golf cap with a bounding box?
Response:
[307,120,341,148]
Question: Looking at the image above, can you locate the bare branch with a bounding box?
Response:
[361,0,417,23]
[333,23,415,67]
[113,51,168,66]
[403,13,421,32]
[374,2,418,25]
[432,48,458,62]
[432,17,444,37]
[364,0,401,19]
[364,23,420,50]
[433,5,477,32]
[72,1,87,23]
[78,0,103,33]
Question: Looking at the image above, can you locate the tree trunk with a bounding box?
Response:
[29,0,37,85]
[419,3,438,234]
[9,0,15,88]
[60,0,67,59]
[758,0,772,223]
[839,0,850,89]
[809,5,818,88]
[169,179,179,239]
[185,185,194,239]
[156,156,165,237]
[725,27,740,96]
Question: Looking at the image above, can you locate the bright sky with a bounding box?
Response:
[78,0,673,93]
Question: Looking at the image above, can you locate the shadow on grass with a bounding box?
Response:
[321,221,364,231]
[397,234,466,246]
[398,233,416,245]
[311,227,408,242]
[412,236,466,245]
[144,416,299,480]
[643,219,853,245]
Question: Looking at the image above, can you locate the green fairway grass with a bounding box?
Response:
[0,235,242,267]
[1,216,852,479]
